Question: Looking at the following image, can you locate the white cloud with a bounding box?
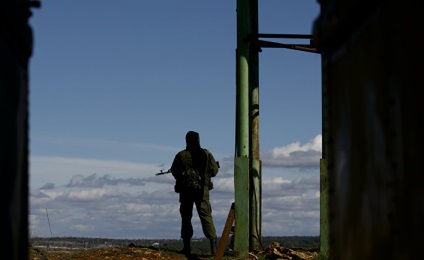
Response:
[40,183,55,190]
[68,188,107,201]
[272,135,322,157]
[262,134,322,168]
[30,155,165,189]
[73,224,95,232]
[31,155,160,175]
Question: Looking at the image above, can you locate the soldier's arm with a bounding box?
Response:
[206,149,219,177]
[170,153,183,179]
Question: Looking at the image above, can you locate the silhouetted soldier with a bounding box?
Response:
[171,131,219,256]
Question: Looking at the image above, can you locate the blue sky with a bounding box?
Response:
[29,1,322,239]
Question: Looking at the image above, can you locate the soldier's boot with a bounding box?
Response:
[181,238,191,255]
[209,237,217,256]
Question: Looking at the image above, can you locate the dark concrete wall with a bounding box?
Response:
[314,1,423,259]
[0,0,33,258]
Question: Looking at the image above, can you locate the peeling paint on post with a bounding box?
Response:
[249,0,261,252]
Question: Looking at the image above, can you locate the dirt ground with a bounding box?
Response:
[30,246,223,260]
[30,242,319,260]
[32,246,189,260]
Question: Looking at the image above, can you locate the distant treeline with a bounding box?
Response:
[31,235,319,254]
[261,236,320,249]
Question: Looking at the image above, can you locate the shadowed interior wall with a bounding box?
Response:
[0,0,33,259]
[314,0,423,259]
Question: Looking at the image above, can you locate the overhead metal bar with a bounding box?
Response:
[258,40,318,53]
[247,33,319,54]
[258,33,313,39]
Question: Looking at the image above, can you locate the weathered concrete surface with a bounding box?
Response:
[1,0,34,259]
[314,1,424,259]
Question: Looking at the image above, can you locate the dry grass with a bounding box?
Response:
[29,245,219,260]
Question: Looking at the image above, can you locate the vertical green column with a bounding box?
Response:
[249,0,261,252]
[235,0,250,258]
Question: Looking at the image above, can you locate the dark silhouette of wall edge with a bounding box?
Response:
[1,0,37,259]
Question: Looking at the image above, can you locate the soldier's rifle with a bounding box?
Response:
[155,161,220,176]
[155,169,171,176]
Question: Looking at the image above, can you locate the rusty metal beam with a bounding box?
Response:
[258,40,319,53]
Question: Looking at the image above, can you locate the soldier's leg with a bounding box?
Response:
[180,199,194,255]
[196,199,217,255]
[180,200,194,240]
[195,199,216,239]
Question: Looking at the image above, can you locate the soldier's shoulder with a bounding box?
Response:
[176,149,190,158]
[176,149,188,154]
[203,148,214,156]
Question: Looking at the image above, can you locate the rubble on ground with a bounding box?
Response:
[260,242,318,260]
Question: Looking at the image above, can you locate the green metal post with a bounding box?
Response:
[249,0,261,252]
[235,0,250,258]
